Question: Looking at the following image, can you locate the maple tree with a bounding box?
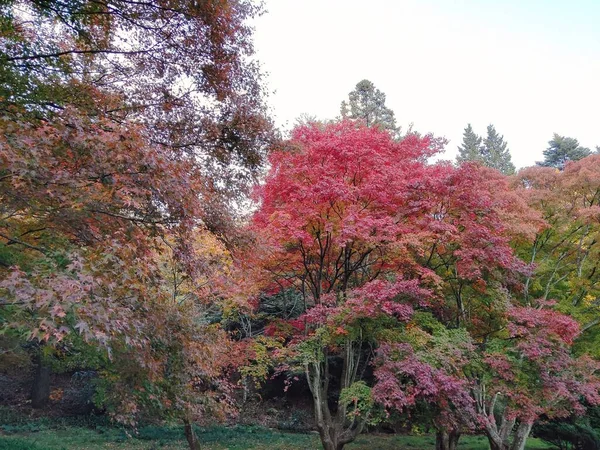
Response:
[0,99,239,445]
[373,305,600,450]
[385,162,600,449]
[247,121,535,449]
[514,157,600,352]
[249,121,445,450]
[508,155,600,448]
[90,231,241,450]
[247,122,600,450]
[0,1,271,447]
[369,163,539,450]
[473,306,600,450]
[372,161,600,449]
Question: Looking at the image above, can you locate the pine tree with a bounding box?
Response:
[483,124,515,175]
[341,79,400,137]
[457,124,483,164]
[456,124,515,175]
[537,134,591,169]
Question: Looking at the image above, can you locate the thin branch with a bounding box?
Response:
[0,232,47,255]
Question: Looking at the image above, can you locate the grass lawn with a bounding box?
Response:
[0,423,554,449]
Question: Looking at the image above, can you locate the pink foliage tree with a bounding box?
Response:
[248,121,600,450]
[251,121,444,450]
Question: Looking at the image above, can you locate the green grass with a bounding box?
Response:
[0,410,552,450]
[0,424,554,450]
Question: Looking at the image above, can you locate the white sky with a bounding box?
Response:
[252,0,600,169]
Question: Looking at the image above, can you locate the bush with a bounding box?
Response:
[534,422,600,450]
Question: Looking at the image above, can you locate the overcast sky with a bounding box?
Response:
[252,0,600,169]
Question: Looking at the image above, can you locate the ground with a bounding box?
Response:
[0,423,553,449]
[0,372,554,449]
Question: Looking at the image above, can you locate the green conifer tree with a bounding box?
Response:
[456,124,515,175]
[341,79,400,137]
[483,124,515,175]
[537,134,591,169]
[457,124,483,164]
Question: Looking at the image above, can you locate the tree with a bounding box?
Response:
[456,124,483,165]
[373,304,600,450]
[362,159,600,449]
[371,163,540,450]
[247,121,542,450]
[340,80,400,137]
[250,121,444,449]
[483,125,515,175]
[373,325,476,450]
[0,1,271,446]
[0,101,242,446]
[514,157,600,355]
[373,158,600,450]
[93,231,240,450]
[537,134,591,169]
[455,124,515,175]
[0,0,273,216]
[471,307,600,450]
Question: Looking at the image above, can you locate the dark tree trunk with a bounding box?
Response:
[436,429,461,450]
[31,352,50,408]
[449,431,460,450]
[183,418,201,450]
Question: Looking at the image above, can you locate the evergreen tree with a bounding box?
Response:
[457,124,483,164]
[456,124,515,175]
[483,124,515,175]
[537,134,591,169]
[341,79,400,136]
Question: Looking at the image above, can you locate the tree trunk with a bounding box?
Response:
[485,427,510,450]
[488,440,507,450]
[311,382,342,450]
[436,429,461,450]
[31,352,50,408]
[510,422,533,450]
[317,429,343,450]
[183,418,201,450]
[448,431,460,450]
[485,421,533,450]
[305,342,367,450]
[488,441,507,450]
